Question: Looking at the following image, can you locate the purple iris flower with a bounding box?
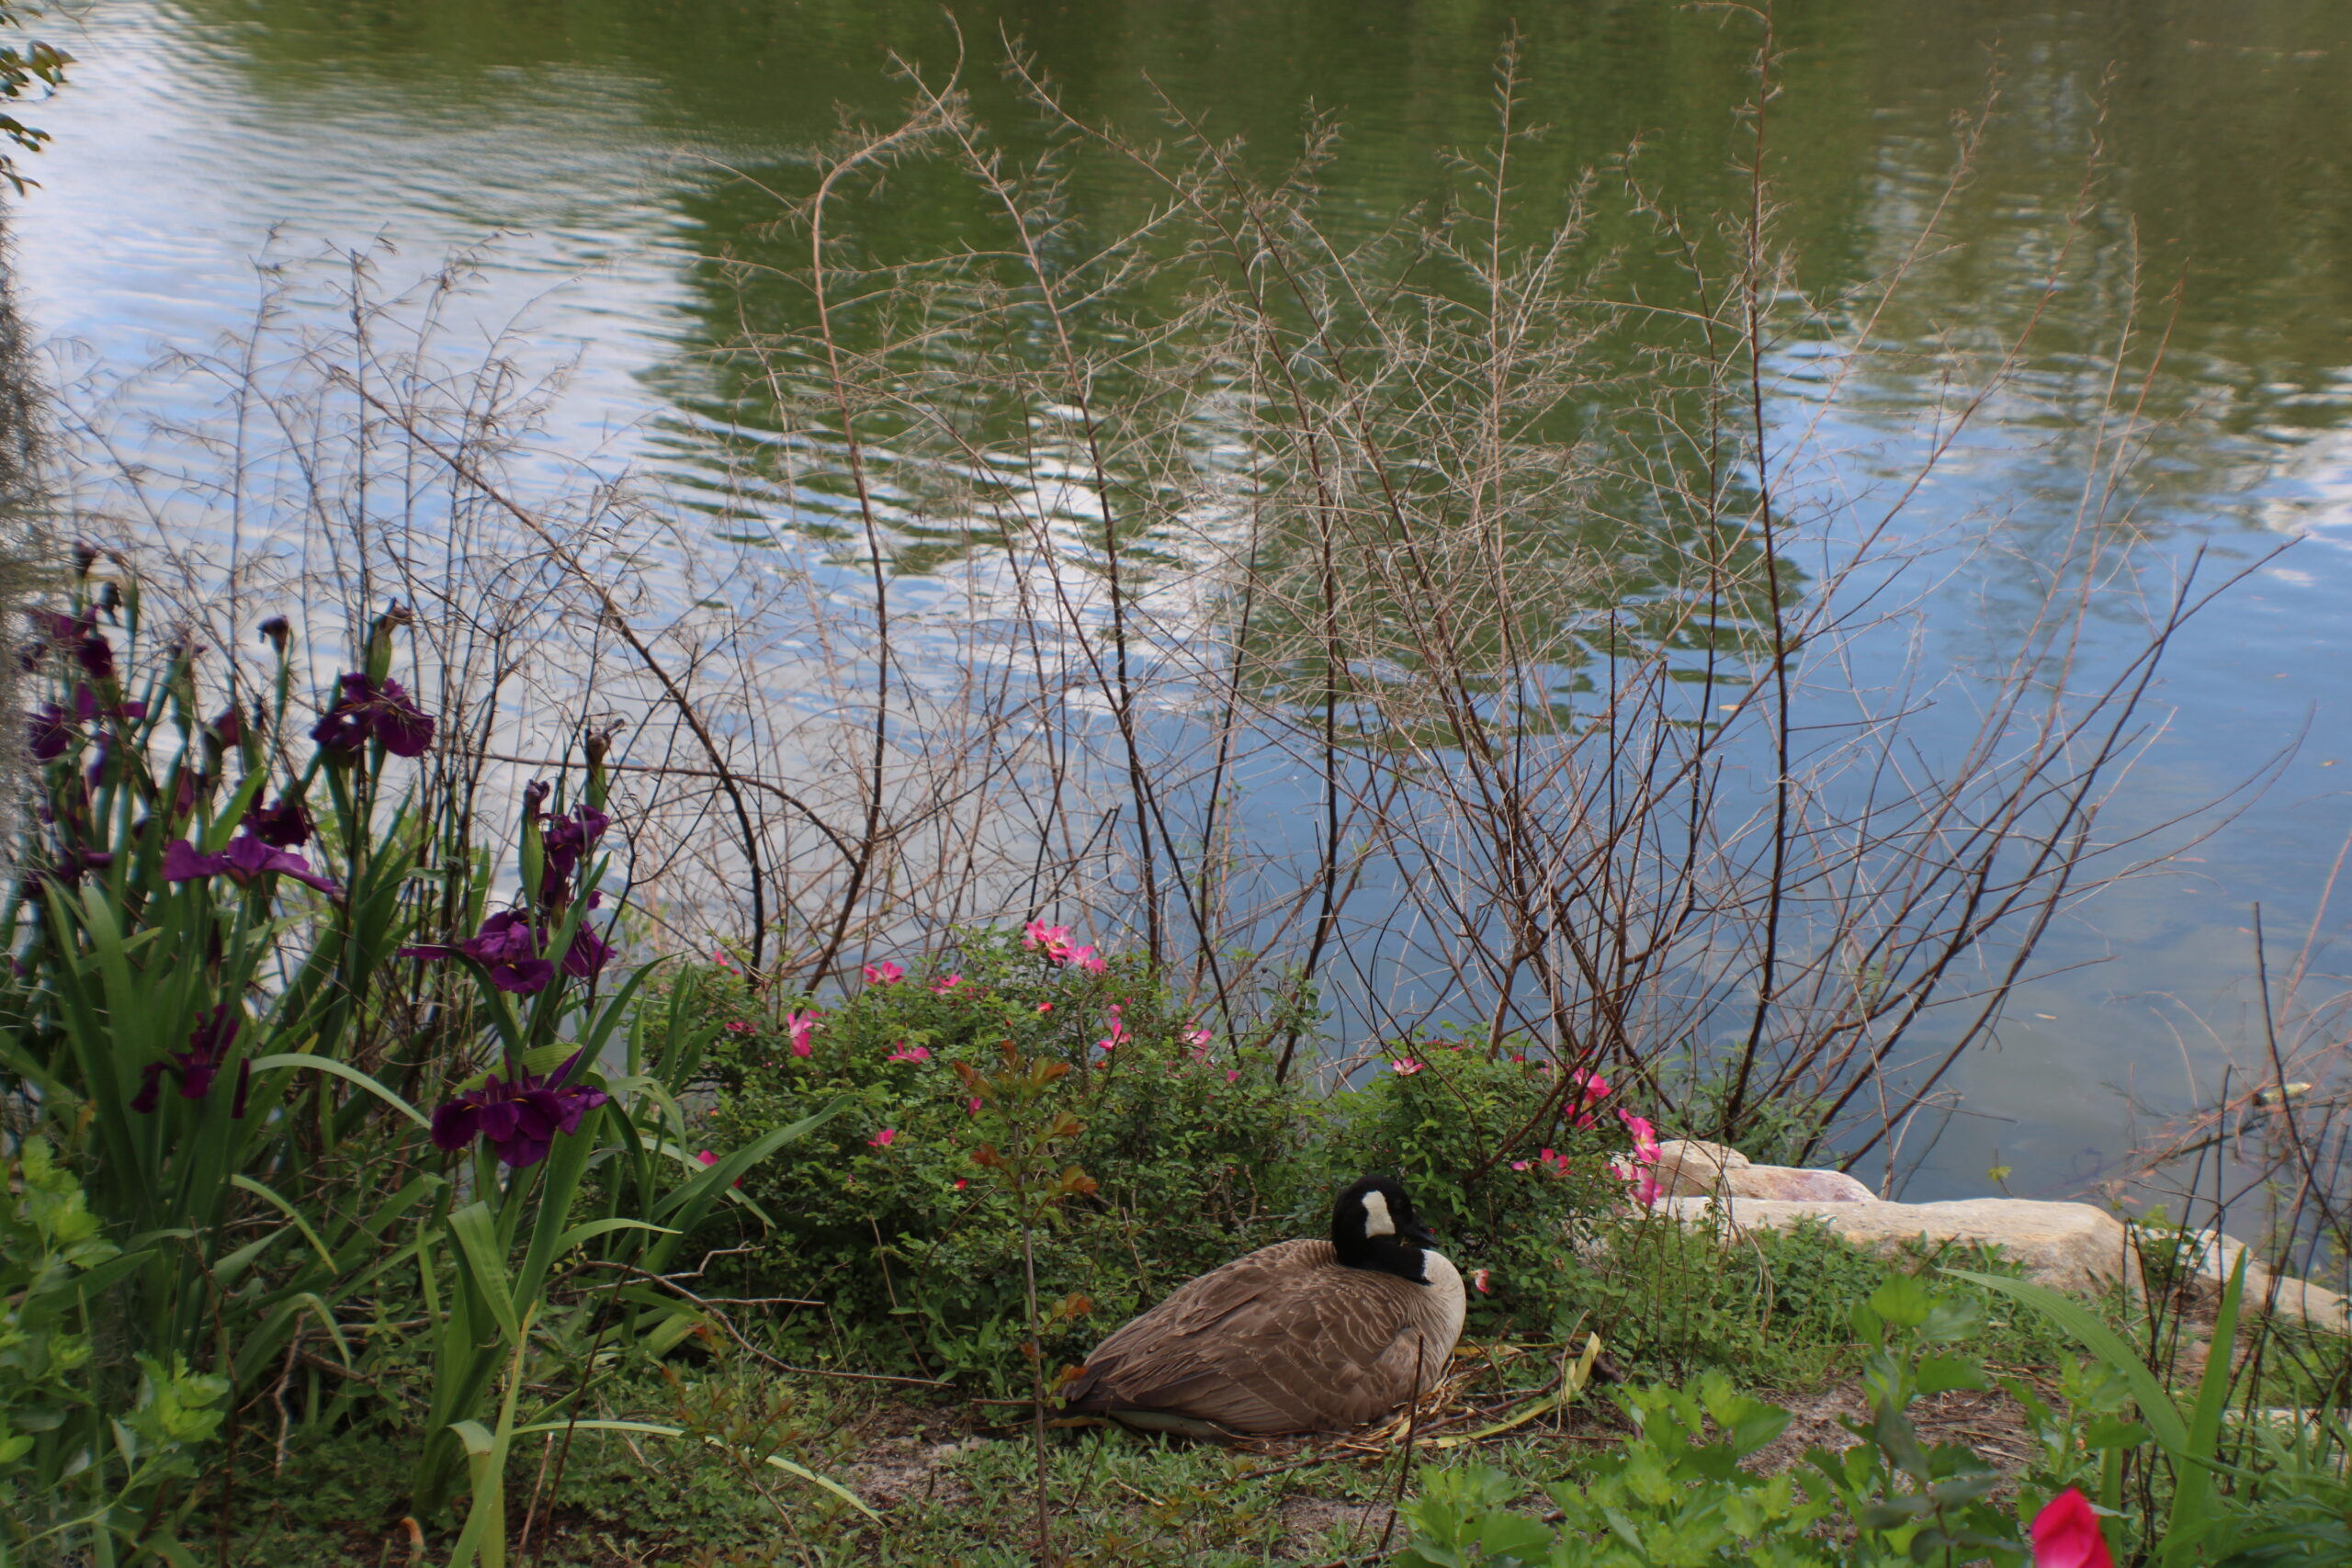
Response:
[69,682,144,726]
[560,922,616,980]
[465,910,554,993]
[130,1003,243,1114]
[162,834,341,895]
[311,672,436,760]
[464,910,540,964]
[28,610,119,683]
[541,805,613,885]
[33,608,93,646]
[243,796,313,849]
[28,702,72,761]
[171,771,207,817]
[74,631,116,682]
[401,909,557,993]
[430,1054,609,1168]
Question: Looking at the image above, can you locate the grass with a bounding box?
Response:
[209,1225,2137,1566]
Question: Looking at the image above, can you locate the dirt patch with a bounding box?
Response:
[1274,1495,1399,1556]
[837,1400,981,1510]
[1747,1382,2041,1481]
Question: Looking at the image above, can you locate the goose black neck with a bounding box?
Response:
[1330,1177,1436,1284]
[1335,1231,1431,1283]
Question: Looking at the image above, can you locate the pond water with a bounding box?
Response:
[12,0,2351,1201]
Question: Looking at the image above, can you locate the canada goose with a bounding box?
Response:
[1061,1176,1466,1436]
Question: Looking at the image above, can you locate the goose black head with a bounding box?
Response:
[1330,1176,1441,1283]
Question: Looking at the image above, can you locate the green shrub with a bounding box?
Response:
[707,928,1316,1389]
[2,1136,228,1564]
[707,965,2021,1391]
[1398,1276,2040,1567]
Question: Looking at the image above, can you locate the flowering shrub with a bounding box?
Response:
[704,929,1309,1389]
[1319,1036,1677,1339]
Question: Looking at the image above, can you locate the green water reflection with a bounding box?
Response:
[35,0,2352,1194]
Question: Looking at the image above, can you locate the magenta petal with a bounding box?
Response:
[491,1132,554,1168]
[220,834,277,883]
[130,1060,167,1114]
[462,910,539,965]
[161,840,226,883]
[244,796,313,849]
[473,1096,524,1145]
[560,926,615,979]
[488,958,553,994]
[374,704,435,759]
[28,703,72,761]
[430,1101,480,1152]
[311,711,367,751]
[555,1086,608,1135]
[177,1054,219,1100]
[266,848,342,895]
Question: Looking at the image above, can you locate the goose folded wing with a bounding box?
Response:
[1065,1242,1432,1433]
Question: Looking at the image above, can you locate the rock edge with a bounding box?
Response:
[1651,1140,2348,1334]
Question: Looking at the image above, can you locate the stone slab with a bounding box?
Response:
[1665,1194,2132,1296]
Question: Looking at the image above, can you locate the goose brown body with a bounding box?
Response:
[1061,1181,1467,1436]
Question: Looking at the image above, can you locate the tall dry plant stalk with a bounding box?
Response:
[49,19,2257,1175]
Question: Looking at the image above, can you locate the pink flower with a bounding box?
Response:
[1391,1057,1424,1077]
[1036,1002,1052,1015]
[695,1149,741,1189]
[2030,1489,2114,1568]
[1567,1068,1610,1104]
[932,973,965,994]
[966,1097,982,1114]
[784,1010,820,1057]
[1096,1005,1128,1054]
[1182,1025,1212,1059]
[724,1020,753,1034]
[1225,1069,1240,1083]
[1618,1109,1661,1165]
[1022,919,1108,972]
[1472,1269,1491,1294]
[868,1128,897,1149]
[1510,1159,1532,1171]
[1022,919,1071,953]
[886,1042,932,1064]
[954,1178,967,1190]
[863,961,904,986]
[1608,1154,1662,1208]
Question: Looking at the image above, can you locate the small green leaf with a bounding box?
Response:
[1944,1268,2188,1455]
[1915,1354,1989,1396]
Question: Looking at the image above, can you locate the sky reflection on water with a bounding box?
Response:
[12,0,2352,1199]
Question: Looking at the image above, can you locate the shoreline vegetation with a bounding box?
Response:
[3,11,2349,1568]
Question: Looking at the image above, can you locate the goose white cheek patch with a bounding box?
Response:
[1361,1190,1396,1237]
